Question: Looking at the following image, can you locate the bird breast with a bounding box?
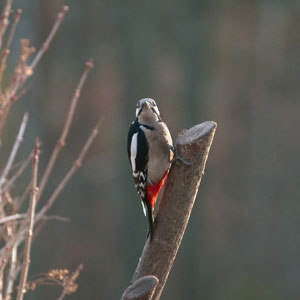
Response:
[143,122,173,185]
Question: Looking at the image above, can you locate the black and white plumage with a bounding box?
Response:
[127,98,173,240]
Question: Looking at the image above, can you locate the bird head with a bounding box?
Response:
[135,98,160,121]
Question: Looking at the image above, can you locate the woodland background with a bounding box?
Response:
[2,0,300,299]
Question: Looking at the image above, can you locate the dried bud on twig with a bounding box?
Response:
[14,39,35,76]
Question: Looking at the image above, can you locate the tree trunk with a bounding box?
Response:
[121,121,217,300]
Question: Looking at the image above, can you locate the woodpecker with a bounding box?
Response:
[127,98,173,241]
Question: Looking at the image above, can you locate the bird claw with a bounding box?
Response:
[170,144,192,166]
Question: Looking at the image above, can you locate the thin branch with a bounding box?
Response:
[5,6,69,106]
[2,151,33,194]
[0,102,11,142]
[4,244,17,300]
[38,59,94,201]
[30,6,69,70]
[0,224,24,274]
[8,214,70,241]
[0,119,102,270]
[16,139,40,300]
[0,113,28,204]
[15,181,31,211]
[0,191,15,240]
[0,189,11,212]
[0,0,13,52]
[41,215,70,223]
[56,290,67,300]
[0,48,10,92]
[36,118,102,222]
[3,8,22,52]
[8,221,69,294]
[0,9,22,86]
[3,39,35,108]
[122,121,217,300]
[0,188,18,300]
[0,213,25,225]
[27,215,70,252]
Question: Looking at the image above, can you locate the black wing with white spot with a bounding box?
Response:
[127,120,149,172]
[127,120,149,215]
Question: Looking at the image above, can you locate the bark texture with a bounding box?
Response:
[122,121,217,300]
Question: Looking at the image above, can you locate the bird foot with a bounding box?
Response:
[170,144,192,166]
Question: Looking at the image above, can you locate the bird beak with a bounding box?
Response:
[142,101,151,110]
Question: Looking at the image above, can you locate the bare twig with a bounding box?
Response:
[38,59,94,201]
[0,48,10,92]
[16,139,40,300]
[6,212,69,295]
[29,215,70,249]
[15,181,31,211]
[3,38,35,103]
[0,213,25,224]
[30,6,69,70]
[122,121,217,300]
[0,119,102,271]
[0,9,22,86]
[25,265,83,299]
[36,118,102,222]
[4,244,17,300]
[29,215,71,241]
[41,215,70,223]
[0,113,28,204]
[0,224,24,274]
[0,0,13,51]
[0,102,11,141]
[0,190,10,212]
[3,8,22,52]
[56,290,67,300]
[2,151,33,194]
[3,6,69,113]
[56,264,83,300]
[1,188,18,300]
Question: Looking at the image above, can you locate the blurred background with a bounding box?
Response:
[2,0,300,299]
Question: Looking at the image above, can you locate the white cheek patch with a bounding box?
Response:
[153,106,160,116]
[136,106,143,117]
[130,132,138,172]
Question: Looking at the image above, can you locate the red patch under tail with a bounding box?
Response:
[146,169,169,209]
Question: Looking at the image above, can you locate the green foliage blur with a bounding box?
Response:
[2,0,300,299]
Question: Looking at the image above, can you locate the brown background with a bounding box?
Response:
[2,0,300,299]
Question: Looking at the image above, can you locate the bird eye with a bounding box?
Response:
[152,101,156,106]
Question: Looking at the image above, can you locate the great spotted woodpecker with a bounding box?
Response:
[127,98,173,240]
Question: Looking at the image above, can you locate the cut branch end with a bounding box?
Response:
[121,276,159,300]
